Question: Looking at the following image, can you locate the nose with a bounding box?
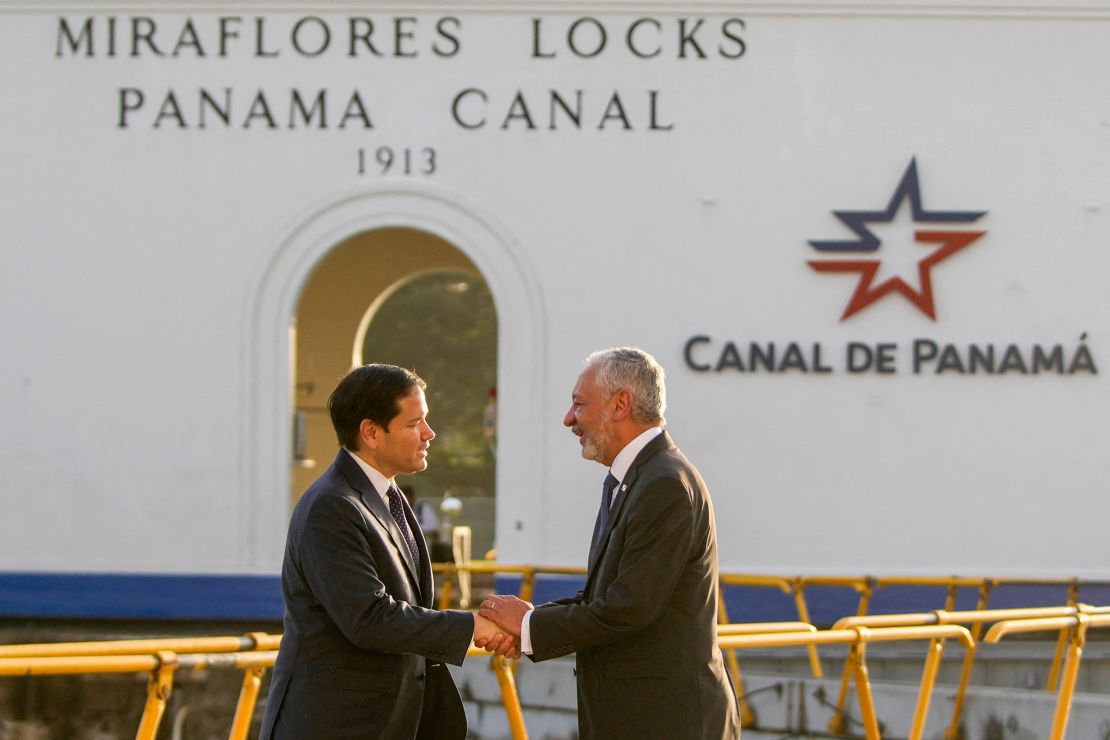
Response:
[563,407,575,427]
[423,422,435,440]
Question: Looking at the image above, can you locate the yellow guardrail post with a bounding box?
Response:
[489,654,528,740]
[946,579,990,740]
[228,632,279,740]
[827,577,872,734]
[943,583,958,611]
[789,578,825,679]
[1050,616,1086,740]
[518,568,536,604]
[460,646,528,739]
[909,637,945,740]
[1047,579,1080,693]
[435,562,457,609]
[135,651,177,740]
[229,664,267,740]
[846,633,881,740]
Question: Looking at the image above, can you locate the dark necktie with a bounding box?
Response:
[595,472,620,546]
[386,487,421,568]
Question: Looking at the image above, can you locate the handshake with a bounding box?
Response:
[472,594,533,659]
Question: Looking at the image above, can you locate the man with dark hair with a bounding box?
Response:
[260,363,512,740]
[480,347,740,739]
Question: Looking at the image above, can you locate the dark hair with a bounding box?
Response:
[328,364,427,451]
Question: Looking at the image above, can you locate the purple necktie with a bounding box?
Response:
[387,487,421,568]
[594,472,620,547]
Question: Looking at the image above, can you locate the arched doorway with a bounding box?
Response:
[290,228,498,556]
[243,184,545,571]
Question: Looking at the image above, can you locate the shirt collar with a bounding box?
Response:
[608,426,663,484]
[345,448,393,505]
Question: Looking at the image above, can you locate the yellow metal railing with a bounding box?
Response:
[431,563,1110,736]
[5,567,1106,740]
[829,603,1110,738]
[717,573,974,730]
[10,618,1101,740]
[719,623,975,740]
[0,631,282,659]
[0,636,526,740]
[985,611,1110,740]
[0,648,279,740]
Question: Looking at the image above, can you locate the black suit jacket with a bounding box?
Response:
[259,450,474,740]
[529,431,740,739]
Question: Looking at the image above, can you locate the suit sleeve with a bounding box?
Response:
[298,492,474,665]
[529,475,694,660]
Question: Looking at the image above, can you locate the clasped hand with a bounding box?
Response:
[474,613,521,659]
[474,593,533,659]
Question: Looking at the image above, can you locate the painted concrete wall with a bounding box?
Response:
[1,2,1108,577]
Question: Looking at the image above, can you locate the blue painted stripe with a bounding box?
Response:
[0,572,284,620]
[7,572,1107,623]
[495,575,1110,625]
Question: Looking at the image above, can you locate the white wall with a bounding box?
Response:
[1,2,1107,576]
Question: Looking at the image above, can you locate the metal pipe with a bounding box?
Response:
[0,635,266,660]
[135,653,177,740]
[228,665,266,740]
[790,581,824,678]
[1049,622,1084,740]
[909,638,944,740]
[1047,582,1080,693]
[490,655,528,740]
[850,642,881,740]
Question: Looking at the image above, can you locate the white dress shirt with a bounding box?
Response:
[345,449,394,505]
[520,426,664,654]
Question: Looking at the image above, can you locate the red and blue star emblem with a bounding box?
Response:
[808,159,987,320]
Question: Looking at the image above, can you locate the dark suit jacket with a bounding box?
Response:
[259,450,474,740]
[529,431,740,739]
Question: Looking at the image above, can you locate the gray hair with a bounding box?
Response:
[586,347,666,426]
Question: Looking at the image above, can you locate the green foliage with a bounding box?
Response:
[362,271,497,498]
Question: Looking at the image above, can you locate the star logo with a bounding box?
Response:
[808,159,987,321]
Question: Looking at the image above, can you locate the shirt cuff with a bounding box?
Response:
[521,607,535,655]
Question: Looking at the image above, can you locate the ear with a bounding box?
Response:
[359,419,382,450]
[609,388,633,421]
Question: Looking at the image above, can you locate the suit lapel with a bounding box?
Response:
[334,451,423,592]
[585,430,672,578]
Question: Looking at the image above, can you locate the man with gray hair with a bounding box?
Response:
[480,347,740,738]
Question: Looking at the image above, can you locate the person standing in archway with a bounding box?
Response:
[261,364,512,740]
